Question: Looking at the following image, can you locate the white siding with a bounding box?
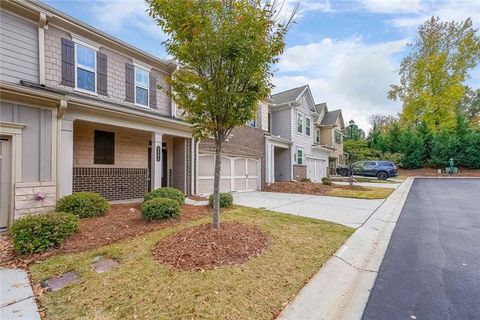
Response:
[271,108,291,140]
[0,10,38,84]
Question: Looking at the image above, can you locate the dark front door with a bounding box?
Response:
[148,146,152,192]
[161,148,168,187]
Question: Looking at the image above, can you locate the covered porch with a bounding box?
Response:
[58,105,193,201]
[266,135,292,184]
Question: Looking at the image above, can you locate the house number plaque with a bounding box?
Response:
[156,146,161,162]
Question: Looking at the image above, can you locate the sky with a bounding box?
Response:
[42,0,480,131]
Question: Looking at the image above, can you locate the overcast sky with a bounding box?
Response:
[43,0,480,131]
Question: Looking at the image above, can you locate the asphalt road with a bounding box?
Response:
[362,178,480,320]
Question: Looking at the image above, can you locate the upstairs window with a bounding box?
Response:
[135,66,149,107]
[334,130,342,144]
[315,128,320,143]
[297,113,303,133]
[305,117,311,136]
[247,114,257,128]
[75,45,96,93]
[94,130,115,164]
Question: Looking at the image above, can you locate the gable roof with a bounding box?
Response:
[321,109,342,126]
[270,85,308,106]
[315,102,327,114]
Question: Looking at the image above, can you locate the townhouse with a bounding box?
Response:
[0,0,346,230]
[0,0,194,230]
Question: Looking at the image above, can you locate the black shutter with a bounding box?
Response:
[149,75,157,109]
[61,38,75,87]
[97,52,108,96]
[94,130,115,165]
[125,63,135,102]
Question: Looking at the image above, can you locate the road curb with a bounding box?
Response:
[277,177,415,320]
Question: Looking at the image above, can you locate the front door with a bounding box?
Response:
[0,137,12,231]
[161,148,168,187]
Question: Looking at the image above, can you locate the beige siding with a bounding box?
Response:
[44,26,172,116]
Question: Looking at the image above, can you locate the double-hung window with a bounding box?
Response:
[315,128,320,143]
[305,117,311,136]
[297,113,303,133]
[334,130,342,144]
[75,44,96,93]
[296,149,304,165]
[135,66,149,107]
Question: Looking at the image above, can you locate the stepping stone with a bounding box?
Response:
[92,259,119,273]
[41,271,80,292]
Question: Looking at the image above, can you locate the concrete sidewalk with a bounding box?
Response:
[233,191,384,228]
[277,177,414,320]
[1,268,41,320]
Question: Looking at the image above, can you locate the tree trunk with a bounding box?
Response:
[213,140,223,228]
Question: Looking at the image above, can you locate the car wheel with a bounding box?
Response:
[341,168,350,177]
[377,171,388,180]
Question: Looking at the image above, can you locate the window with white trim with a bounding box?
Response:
[315,128,320,143]
[297,112,303,133]
[135,66,149,107]
[75,44,96,93]
[334,130,342,144]
[305,117,311,136]
[296,149,304,165]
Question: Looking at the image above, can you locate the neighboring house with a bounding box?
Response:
[197,102,269,194]
[266,85,345,183]
[0,0,194,230]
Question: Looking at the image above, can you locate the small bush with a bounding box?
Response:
[209,192,234,208]
[10,212,78,254]
[144,187,185,205]
[56,192,109,218]
[300,178,311,182]
[141,198,180,220]
[322,177,332,185]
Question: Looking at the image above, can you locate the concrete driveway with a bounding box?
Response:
[363,178,480,320]
[233,191,385,228]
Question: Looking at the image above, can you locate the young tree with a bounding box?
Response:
[345,120,365,141]
[146,0,295,228]
[389,17,480,132]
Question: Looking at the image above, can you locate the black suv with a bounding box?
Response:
[337,161,398,180]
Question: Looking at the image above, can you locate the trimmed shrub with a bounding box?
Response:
[144,187,185,205]
[141,198,180,220]
[322,177,332,185]
[56,192,109,218]
[208,192,234,208]
[10,212,79,254]
[300,178,311,182]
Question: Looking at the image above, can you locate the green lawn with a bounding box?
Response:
[30,206,353,320]
[330,186,395,199]
[353,177,400,184]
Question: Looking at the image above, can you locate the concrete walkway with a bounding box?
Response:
[277,177,414,320]
[233,191,384,228]
[0,268,41,320]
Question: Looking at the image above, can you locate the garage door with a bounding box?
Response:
[198,154,260,194]
[307,158,327,182]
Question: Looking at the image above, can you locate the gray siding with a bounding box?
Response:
[0,10,38,84]
[0,102,52,182]
[274,148,291,181]
[172,137,186,192]
[271,108,291,140]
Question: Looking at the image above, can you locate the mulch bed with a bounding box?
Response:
[153,222,269,271]
[264,181,369,196]
[0,203,210,269]
[188,195,209,201]
[399,168,480,177]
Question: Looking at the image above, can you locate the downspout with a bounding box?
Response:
[38,12,47,86]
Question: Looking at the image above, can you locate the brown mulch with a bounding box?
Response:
[0,203,210,269]
[264,181,369,196]
[188,195,209,201]
[153,222,269,271]
[399,168,480,177]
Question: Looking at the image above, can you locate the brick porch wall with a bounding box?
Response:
[293,165,307,181]
[73,167,148,200]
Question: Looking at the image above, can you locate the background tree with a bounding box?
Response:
[147,0,295,228]
[389,17,480,132]
[344,120,365,141]
[460,87,480,123]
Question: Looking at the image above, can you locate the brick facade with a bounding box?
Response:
[73,167,148,200]
[293,165,307,181]
[199,126,266,189]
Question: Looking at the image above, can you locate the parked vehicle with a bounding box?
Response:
[336,161,398,180]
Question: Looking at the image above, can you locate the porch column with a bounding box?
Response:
[151,132,163,190]
[58,117,74,197]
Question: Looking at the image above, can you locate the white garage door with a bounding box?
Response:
[307,158,327,182]
[198,154,260,194]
